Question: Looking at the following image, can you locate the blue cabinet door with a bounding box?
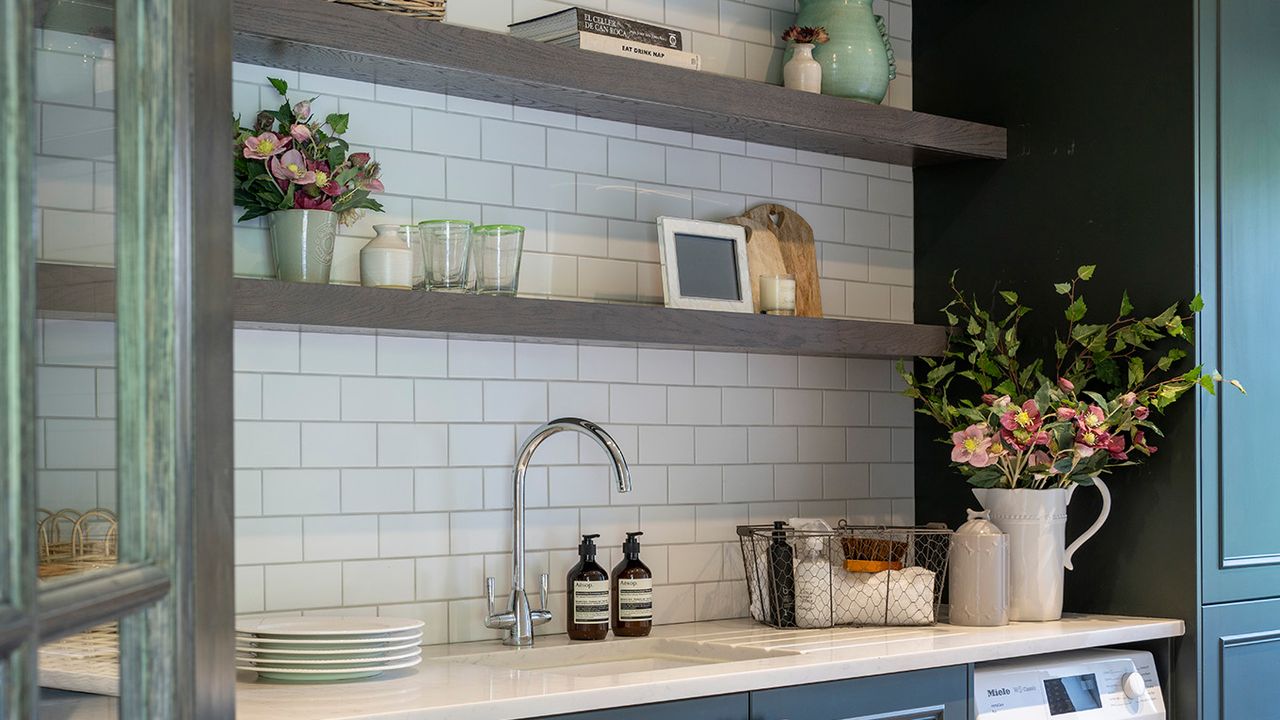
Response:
[749,665,969,720]
[1201,598,1280,720]
[542,693,749,720]
[1199,0,1280,605]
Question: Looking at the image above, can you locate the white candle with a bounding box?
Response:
[759,274,796,315]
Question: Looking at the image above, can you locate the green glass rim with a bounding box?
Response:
[373,223,419,231]
[473,224,526,233]
[418,219,474,226]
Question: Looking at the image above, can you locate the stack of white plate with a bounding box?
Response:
[236,617,424,682]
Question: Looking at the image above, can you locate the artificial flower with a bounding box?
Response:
[1134,406,1150,420]
[307,160,341,196]
[1104,433,1128,461]
[1058,377,1075,392]
[951,424,994,467]
[981,393,998,406]
[347,152,371,168]
[1001,399,1043,433]
[1132,430,1157,454]
[1056,406,1077,421]
[289,123,312,143]
[1119,392,1137,406]
[243,132,289,159]
[270,149,316,185]
[293,100,312,121]
[1077,404,1107,431]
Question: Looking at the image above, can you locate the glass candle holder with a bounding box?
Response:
[759,274,797,316]
[420,219,474,292]
[471,225,525,296]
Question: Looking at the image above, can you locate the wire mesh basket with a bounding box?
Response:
[738,523,952,629]
[328,0,445,20]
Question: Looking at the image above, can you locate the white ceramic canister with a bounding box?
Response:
[948,509,1009,627]
[361,224,416,290]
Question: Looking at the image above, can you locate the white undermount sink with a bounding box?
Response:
[434,638,795,677]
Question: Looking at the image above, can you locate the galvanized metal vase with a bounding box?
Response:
[268,209,337,284]
[793,0,896,103]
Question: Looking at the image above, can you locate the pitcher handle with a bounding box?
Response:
[1064,477,1111,571]
[875,14,897,81]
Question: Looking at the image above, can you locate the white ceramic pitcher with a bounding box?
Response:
[971,478,1111,621]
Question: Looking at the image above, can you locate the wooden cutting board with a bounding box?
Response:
[721,216,786,314]
[742,204,823,317]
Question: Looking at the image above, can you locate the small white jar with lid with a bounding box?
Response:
[361,224,416,290]
[949,509,1010,627]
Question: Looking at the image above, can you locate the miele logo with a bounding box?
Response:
[987,688,1011,697]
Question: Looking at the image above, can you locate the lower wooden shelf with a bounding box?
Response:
[36,263,944,358]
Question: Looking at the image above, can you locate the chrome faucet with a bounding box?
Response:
[485,417,632,646]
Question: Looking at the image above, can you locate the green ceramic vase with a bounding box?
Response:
[268,209,337,284]
[793,0,896,103]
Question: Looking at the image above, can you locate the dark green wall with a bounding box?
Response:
[912,2,1201,716]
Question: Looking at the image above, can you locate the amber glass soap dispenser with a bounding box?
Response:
[611,531,653,636]
[567,533,610,641]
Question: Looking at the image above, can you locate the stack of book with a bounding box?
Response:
[509,8,701,71]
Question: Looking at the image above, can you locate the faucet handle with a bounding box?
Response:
[485,576,497,615]
[537,573,549,610]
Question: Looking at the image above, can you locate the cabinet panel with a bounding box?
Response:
[542,693,749,720]
[1202,598,1280,720]
[1201,0,1280,603]
[749,665,968,720]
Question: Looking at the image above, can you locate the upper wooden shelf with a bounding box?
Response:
[37,264,946,359]
[231,0,1006,166]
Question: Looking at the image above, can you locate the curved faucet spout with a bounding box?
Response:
[490,417,632,646]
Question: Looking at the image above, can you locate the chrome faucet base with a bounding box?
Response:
[483,418,632,648]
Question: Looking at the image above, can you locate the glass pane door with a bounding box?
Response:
[5,0,234,716]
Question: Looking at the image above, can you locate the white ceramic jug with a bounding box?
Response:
[971,478,1111,621]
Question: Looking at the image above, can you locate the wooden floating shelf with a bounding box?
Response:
[37,264,945,359]
[231,0,1006,166]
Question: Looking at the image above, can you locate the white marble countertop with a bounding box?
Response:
[235,614,1183,720]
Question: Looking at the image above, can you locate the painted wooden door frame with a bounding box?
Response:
[0,0,234,716]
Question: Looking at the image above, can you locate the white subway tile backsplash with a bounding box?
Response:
[447,158,513,205]
[301,333,376,375]
[265,562,342,611]
[262,375,340,421]
[546,129,608,175]
[36,366,96,418]
[344,559,416,605]
[301,423,377,468]
[415,468,485,512]
[262,469,341,515]
[449,340,514,379]
[342,468,414,513]
[40,16,917,638]
[515,167,577,212]
[304,515,379,561]
[236,517,303,564]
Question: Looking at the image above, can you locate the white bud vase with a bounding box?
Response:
[783,43,822,93]
[361,224,415,290]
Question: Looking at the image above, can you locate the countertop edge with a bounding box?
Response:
[267,617,1184,720]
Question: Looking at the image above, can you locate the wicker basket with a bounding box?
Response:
[328,0,445,20]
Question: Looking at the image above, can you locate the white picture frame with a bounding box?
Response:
[655,217,754,313]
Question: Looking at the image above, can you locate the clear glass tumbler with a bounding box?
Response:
[471,225,525,296]
[420,219,474,292]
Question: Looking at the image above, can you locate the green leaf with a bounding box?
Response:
[1070,323,1106,341]
[1128,357,1145,387]
[1054,339,1068,359]
[1095,357,1121,386]
[967,468,1005,488]
[966,316,982,336]
[1077,264,1096,280]
[999,290,1019,305]
[1152,303,1179,327]
[1054,282,1072,295]
[1199,375,1216,394]
[326,113,350,135]
[926,362,955,385]
[1064,297,1087,322]
[1166,315,1184,336]
[1119,291,1134,317]
[1189,293,1205,313]
[268,77,289,96]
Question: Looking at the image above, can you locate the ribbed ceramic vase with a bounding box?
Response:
[268,209,337,284]
[971,479,1112,622]
[792,0,896,103]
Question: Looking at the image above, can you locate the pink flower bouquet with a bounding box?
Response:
[901,266,1244,489]
[233,78,384,226]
